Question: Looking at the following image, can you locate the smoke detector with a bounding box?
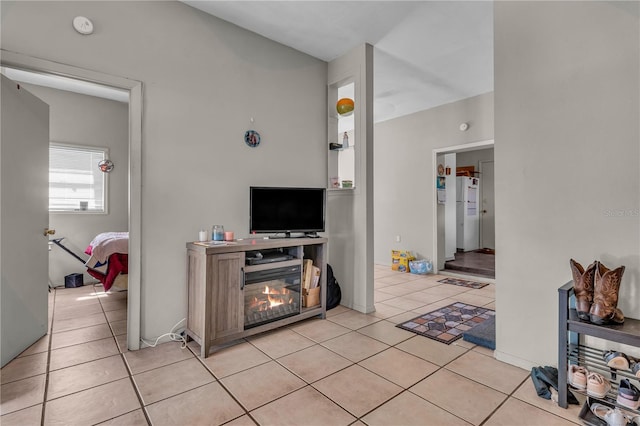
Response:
[73,16,94,35]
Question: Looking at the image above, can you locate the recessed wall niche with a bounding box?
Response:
[328,80,355,190]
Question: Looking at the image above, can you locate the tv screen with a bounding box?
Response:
[250,187,326,235]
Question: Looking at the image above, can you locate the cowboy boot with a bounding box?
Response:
[570,259,596,321]
[590,261,625,325]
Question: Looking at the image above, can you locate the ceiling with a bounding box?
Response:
[2,2,494,124]
[182,1,494,123]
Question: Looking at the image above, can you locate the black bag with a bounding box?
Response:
[326,264,342,310]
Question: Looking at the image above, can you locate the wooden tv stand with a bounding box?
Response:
[185,237,327,358]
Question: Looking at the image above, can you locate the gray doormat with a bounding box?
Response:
[462,315,495,350]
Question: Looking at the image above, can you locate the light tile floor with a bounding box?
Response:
[1,266,584,425]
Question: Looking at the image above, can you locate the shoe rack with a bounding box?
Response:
[558,281,640,412]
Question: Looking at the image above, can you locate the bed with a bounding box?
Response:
[84,232,128,292]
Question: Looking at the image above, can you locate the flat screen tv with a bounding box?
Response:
[250,186,326,237]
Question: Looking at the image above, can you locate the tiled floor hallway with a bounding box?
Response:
[1,266,583,425]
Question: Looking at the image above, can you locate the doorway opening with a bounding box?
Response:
[0,51,143,351]
[433,140,495,280]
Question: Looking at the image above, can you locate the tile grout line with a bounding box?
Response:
[41,285,144,425]
[248,318,478,424]
[198,331,403,423]
[477,375,535,426]
[384,344,479,425]
[187,342,261,425]
[96,283,154,426]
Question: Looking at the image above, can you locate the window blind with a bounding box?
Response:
[49,144,106,212]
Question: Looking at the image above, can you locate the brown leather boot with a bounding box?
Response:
[590,261,625,325]
[570,259,596,321]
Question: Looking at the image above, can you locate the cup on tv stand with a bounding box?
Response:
[224,231,234,241]
[212,225,224,241]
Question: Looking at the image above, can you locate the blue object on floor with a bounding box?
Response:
[462,315,495,350]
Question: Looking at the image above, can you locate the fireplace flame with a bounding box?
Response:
[264,285,289,308]
[247,285,293,312]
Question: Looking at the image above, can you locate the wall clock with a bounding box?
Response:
[245,130,260,148]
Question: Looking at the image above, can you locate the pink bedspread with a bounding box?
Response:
[85,232,128,292]
[87,253,128,292]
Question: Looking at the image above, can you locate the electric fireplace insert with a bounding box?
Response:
[244,265,301,329]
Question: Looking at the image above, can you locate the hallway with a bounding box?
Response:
[444,250,495,279]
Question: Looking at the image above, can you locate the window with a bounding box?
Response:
[49,143,108,213]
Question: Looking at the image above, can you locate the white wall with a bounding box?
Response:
[327,44,374,313]
[456,148,494,172]
[1,1,327,341]
[374,92,494,266]
[22,84,129,286]
[494,1,639,368]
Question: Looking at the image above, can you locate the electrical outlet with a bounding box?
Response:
[396,235,401,243]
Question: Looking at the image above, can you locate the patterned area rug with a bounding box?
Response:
[396,302,495,344]
[437,277,489,289]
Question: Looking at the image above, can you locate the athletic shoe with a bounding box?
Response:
[568,364,588,390]
[586,372,611,398]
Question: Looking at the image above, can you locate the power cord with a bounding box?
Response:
[140,318,187,349]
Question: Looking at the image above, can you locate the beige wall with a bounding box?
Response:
[22,84,129,286]
[1,1,327,341]
[494,1,639,368]
[456,148,494,172]
[373,92,494,266]
[327,44,375,313]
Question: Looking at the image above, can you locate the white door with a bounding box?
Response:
[1,75,50,367]
[479,160,495,250]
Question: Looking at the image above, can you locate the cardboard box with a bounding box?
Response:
[303,286,320,308]
[391,250,415,273]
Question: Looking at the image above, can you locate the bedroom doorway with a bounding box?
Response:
[0,51,143,351]
[433,139,495,280]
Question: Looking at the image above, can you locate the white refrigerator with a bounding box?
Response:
[456,177,480,252]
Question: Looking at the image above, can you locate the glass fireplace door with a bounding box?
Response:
[244,265,301,329]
